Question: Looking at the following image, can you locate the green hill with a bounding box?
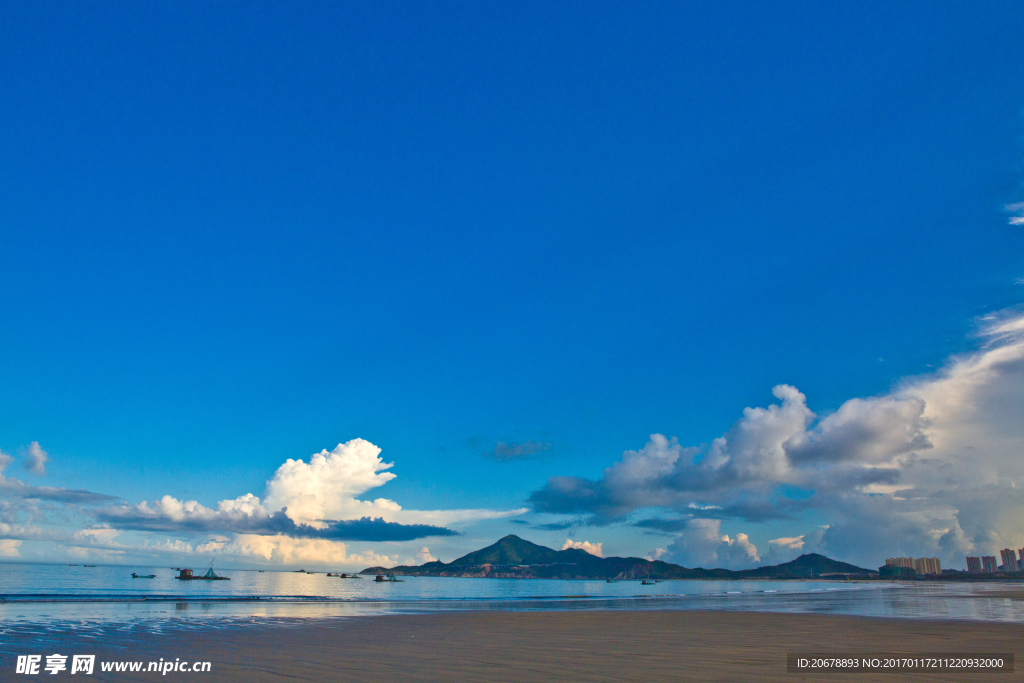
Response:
[359,535,875,580]
[736,553,873,578]
[449,534,599,566]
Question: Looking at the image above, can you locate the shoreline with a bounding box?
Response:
[4,609,1022,682]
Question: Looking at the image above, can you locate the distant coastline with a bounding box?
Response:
[360,535,1024,582]
[359,534,875,580]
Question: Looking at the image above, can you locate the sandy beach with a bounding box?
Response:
[8,610,1022,682]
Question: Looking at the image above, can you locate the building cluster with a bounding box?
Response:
[879,557,941,578]
[966,548,1024,574]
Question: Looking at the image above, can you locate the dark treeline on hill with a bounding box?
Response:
[360,535,875,579]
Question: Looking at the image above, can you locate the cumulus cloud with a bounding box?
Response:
[530,385,914,524]
[23,442,48,476]
[264,440,400,526]
[665,519,759,569]
[645,547,667,561]
[416,547,437,563]
[263,439,526,528]
[783,397,930,465]
[530,309,1024,569]
[0,539,23,557]
[561,539,603,557]
[200,534,398,567]
[95,439,525,546]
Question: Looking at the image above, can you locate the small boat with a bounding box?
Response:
[374,573,404,582]
[175,560,230,581]
[294,568,316,574]
[641,580,656,585]
[131,573,156,579]
[83,565,96,567]
[606,579,618,583]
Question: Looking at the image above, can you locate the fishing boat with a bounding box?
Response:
[338,573,361,579]
[175,560,230,581]
[374,573,403,582]
[641,579,656,585]
[131,573,156,579]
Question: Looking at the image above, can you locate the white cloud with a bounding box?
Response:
[1006,202,1024,225]
[645,547,667,561]
[665,519,759,569]
[96,439,525,545]
[531,384,923,521]
[99,494,273,532]
[0,539,22,556]
[264,440,400,527]
[23,441,48,476]
[264,439,526,528]
[768,536,805,549]
[73,527,121,544]
[561,539,603,557]
[211,534,397,568]
[534,307,1024,570]
[0,522,74,542]
[415,547,437,563]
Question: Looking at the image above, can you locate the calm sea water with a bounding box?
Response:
[2,562,1024,628]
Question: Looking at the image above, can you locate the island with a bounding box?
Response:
[359,534,874,580]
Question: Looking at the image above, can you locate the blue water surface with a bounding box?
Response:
[2,562,1024,629]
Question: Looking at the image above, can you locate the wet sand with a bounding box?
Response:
[7,610,1023,682]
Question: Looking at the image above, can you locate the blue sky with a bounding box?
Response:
[1,1,1023,569]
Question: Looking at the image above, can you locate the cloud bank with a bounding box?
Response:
[95,495,459,541]
[530,309,1024,569]
[96,439,525,547]
[560,539,603,557]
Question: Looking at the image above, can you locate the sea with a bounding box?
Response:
[2,562,1024,643]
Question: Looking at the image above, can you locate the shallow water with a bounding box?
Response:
[0,562,874,603]
[2,562,1024,639]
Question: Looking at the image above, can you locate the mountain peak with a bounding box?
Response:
[450,534,561,566]
[359,536,873,579]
